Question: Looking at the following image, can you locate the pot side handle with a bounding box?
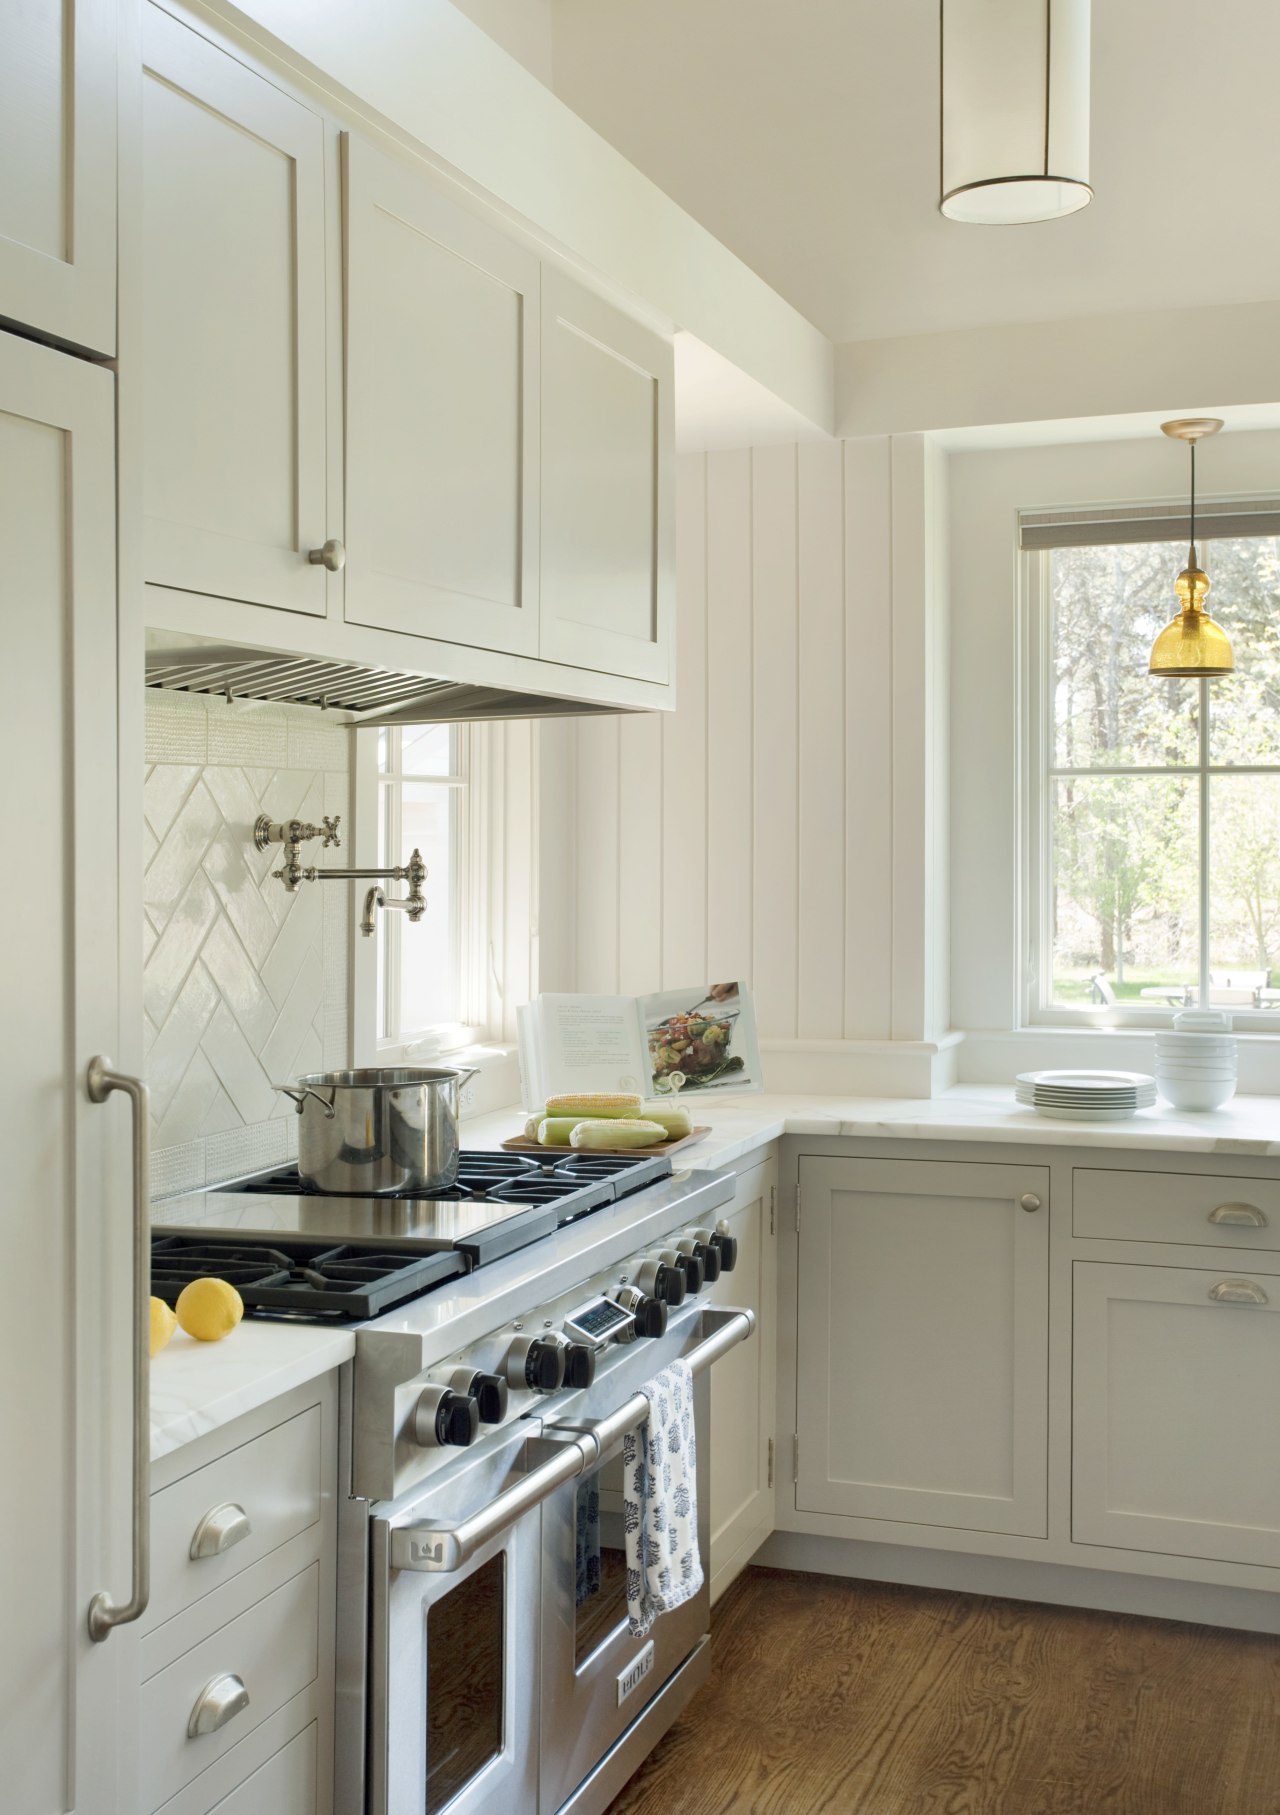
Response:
[273,1083,337,1118]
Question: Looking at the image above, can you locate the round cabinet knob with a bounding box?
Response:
[1019,1193,1041,1213]
[562,1342,596,1390]
[413,1385,480,1449]
[505,1334,566,1394]
[307,537,346,572]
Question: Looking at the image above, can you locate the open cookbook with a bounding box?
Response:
[517,983,763,1108]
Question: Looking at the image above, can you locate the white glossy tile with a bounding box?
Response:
[144,763,200,841]
[259,878,322,1010]
[261,947,325,1083]
[143,780,219,918]
[201,913,279,1048]
[203,824,280,968]
[143,869,217,1026]
[146,961,220,1125]
[201,1000,278,1126]
[206,700,288,768]
[154,1048,222,1150]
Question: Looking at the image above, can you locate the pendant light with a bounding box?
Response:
[940,0,1093,224]
[1148,420,1234,680]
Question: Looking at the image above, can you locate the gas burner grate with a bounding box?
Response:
[234,1154,548,1202]
[151,1236,468,1321]
[548,1153,671,1192]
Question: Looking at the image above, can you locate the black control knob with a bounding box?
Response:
[562,1342,597,1390]
[636,1254,685,1307]
[712,1231,738,1273]
[637,1294,668,1338]
[700,1243,722,1283]
[472,1372,509,1423]
[676,1251,705,1294]
[506,1334,566,1394]
[412,1384,480,1449]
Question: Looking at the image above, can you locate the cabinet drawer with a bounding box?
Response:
[144,1405,322,1635]
[1073,1169,1280,1252]
[142,1564,319,1810]
[205,1724,316,1815]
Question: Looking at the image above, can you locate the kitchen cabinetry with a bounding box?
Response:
[1073,1259,1280,1570]
[141,4,334,617]
[795,1155,1049,1537]
[0,330,131,1811]
[707,1153,777,1600]
[343,135,541,657]
[142,1375,338,1814]
[539,268,673,683]
[0,0,116,353]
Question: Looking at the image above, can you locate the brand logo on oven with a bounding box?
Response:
[409,1536,445,1564]
[617,1641,655,1708]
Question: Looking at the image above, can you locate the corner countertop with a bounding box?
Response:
[151,1082,1280,1461]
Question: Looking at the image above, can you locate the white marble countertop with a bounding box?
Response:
[150,1322,354,1462]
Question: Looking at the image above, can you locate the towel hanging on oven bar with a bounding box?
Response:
[622,1358,703,1637]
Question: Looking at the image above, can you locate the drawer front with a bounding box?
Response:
[144,1406,321,1635]
[1073,1169,1280,1252]
[142,1565,319,1810]
[206,1724,316,1815]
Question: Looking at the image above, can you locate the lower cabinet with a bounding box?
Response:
[707,1153,777,1600]
[1072,1260,1280,1570]
[795,1156,1049,1537]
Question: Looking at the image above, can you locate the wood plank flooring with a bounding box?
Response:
[606,1567,1280,1814]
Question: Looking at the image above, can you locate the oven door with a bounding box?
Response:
[369,1425,540,1815]
[537,1304,746,1814]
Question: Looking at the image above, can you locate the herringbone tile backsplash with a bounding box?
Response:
[144,690,352,1197]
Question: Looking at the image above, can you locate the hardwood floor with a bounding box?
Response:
[607,1567,1280,1814]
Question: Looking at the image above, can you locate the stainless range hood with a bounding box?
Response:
[144,633,633,725]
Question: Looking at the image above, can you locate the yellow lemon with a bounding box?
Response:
[149,1296,178,1357]
[175,1276,245,1343]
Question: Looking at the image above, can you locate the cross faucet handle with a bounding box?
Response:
[254,813,342,853]
[320,815,341,849]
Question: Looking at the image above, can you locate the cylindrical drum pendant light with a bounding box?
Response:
[940,0,1092,224]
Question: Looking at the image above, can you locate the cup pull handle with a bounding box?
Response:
[187,1673,250,1738]
[190,1503,253,1560]
[1208,1279,1269,1305]
[1208,1203,1267,1228]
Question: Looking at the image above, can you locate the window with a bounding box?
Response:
[375,724,480,1051]
[1025,525,1280,1021]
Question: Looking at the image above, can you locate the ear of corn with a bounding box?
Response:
[640,1101,693,1139]
[536,1117,581,1146]
[569,1118,667,1150]
[545,1092,644,1119]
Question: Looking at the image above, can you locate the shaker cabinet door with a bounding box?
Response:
[1073,1260,1280,1569]
[0,0,116,353]
[796,1156,1049,1536]
[343,135,541,657]
[539,268,673,684]
[0,330,129,1812]
[141,5,332,616]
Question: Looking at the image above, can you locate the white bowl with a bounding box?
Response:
[1155,1066,1238,1082]
[1155,1033,1237,1050]
[1173,1010,1233,1032]
[1156,1074,1237,1111]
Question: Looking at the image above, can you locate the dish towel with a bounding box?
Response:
[575,1477,601,1608]
[622,1358,703,1637]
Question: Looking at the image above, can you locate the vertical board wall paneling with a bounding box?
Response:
[749,442,799,1037]
[535,721,577,994]
[890,434,929,1041]
[796,439,847,1038]
[661,454,710,987]
[843,437,894,1039]
[617,708,663,994]
[704,448,755,981]
[574,714,622,992]
[500,718,534,1040]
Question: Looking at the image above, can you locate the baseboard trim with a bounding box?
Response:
[755,1531,1280,1634]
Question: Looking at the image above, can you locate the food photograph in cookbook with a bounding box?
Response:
[644,982,762,1093]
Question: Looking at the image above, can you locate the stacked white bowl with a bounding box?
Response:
[1154,1010,1238,1110]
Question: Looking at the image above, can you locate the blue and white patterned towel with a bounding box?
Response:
[622,1358,703,1637]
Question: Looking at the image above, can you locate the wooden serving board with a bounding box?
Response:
[501,1126,711,1160]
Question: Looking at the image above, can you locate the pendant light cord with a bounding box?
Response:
[1189,441,1197,559]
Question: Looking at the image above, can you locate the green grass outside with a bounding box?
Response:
[1051,967,1197,1006]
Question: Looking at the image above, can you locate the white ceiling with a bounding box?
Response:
[540,0,1280,345]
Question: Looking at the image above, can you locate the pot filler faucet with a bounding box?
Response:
[253,815,426,937]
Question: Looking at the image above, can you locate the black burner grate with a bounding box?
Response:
[151,1236,468,1321]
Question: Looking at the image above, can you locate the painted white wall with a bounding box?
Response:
[950,425,1280,1089]
[447,0,553,86]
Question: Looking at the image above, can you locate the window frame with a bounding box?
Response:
[1021,538,1280,1031]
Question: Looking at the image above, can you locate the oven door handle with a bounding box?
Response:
[388,1305,755,1575]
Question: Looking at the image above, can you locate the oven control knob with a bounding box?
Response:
[634,1254,685,1307]
[693,1224,738,1274]
[683,1236,721,1283]
[610,1285,668,1339]
[506,1334,566,1394]
[412,1384,480,1449]
[675,1250,705,1294]
[447,1367,509,1424]
[562,1342,597,1390]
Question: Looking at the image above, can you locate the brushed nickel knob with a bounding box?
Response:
[1019,1193,1041,1213]
[308,537,345,572]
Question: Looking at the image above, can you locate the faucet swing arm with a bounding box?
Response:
[253,814,426,936]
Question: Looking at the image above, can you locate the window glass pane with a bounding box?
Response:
[401,722,453,778]
[1050,543,1199,767]
[1209,774,1280,999]
[399,780,458,1032]
[1203,536,1280,764]
[1049,775,1199,1007]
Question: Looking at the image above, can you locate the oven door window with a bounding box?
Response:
[574,1446,630,1668]
[425,1552,505,1810]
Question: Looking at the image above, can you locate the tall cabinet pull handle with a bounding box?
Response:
[86,1058,151,1641]
[1208,1279,1269,1305]
[1208,1203,1268,1227]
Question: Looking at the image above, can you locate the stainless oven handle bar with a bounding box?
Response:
[388,1306,755,1575]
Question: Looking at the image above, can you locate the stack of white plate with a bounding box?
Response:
[1155,1029,1238,1111]
[1015,1070,1157,1120]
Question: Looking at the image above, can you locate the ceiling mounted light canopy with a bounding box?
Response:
[1148,419,1234,680]
[940,0,1093,224]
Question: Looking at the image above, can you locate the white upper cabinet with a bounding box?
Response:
[141,6,333,616]
[796,1155,1049,1538]
[343,135,541,657]
[539,269,673,684]
[0,0,116,354]
[0,330,131,1812]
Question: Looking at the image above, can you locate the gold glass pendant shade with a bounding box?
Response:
[1147,420,1234,679]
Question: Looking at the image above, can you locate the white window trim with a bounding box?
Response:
[1021,542,1280,1034]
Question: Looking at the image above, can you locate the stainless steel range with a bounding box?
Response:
[153,1149,754,1814]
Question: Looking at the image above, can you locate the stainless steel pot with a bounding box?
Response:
[274,1066,477,1195]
